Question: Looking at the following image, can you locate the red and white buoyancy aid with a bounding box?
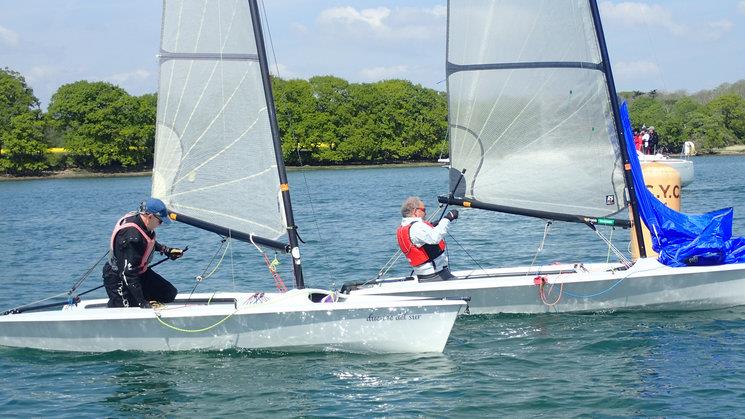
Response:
[110,212,156,274]
[396,221,446,267]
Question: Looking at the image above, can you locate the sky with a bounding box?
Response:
[1,0,744,108]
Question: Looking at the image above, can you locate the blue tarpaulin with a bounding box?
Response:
[619,102,745,266]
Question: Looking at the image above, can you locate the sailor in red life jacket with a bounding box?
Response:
[396,196,459,282]
[102,198,184,308]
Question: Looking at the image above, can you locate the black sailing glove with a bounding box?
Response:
[161,246,184,260]
[444,209,459,221]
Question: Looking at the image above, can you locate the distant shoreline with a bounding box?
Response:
[3,147,745,181]
[0,161,443,181]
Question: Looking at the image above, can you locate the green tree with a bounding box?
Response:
[308,76,353,163]
[273,77,322,165]
[47,81,155,169]
[0,110,49,175]
[0,68,41,159]
[706,94,745,140]
[345,80,446,162]
[662,97,704,152]
[684,111,735,152]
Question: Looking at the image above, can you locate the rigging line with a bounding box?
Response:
[259,0,281,77]
[258,0,339,284]
[187,237,231,303]
[529,221,552,273]
[446,232,485,272]
[68,250,110,295]
[2,250,112,313]
[249,234,288,292]
[1,291,69,314]
[593,227,631,266]
[640,14,669,93]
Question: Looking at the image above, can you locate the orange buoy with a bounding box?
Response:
[630,162,681,260]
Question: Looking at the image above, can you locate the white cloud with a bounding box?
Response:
[600,1,685,35]
[290,22,308,34]
[0,24,19,47]
[428,5,447,18]
[739,2,745,14]
[319,6,390,30]
[269,63,302,80]
[317,5,446,40]
[26,66,60,82]
[614,60,661,81]
[359,65,409,81]
[702,19,733,40]
[104,69,151,84]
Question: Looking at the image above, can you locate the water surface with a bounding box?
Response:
[1,156,745,416]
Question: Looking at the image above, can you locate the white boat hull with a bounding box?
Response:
[638,154,694,186]
[347,258,745,314]
[0,289,464,353]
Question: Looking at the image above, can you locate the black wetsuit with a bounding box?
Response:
[102,214,178,308]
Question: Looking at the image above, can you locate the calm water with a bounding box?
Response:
[2,156,745,416]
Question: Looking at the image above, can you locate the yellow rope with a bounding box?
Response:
[154,309,237,333]
[152,289,337,333]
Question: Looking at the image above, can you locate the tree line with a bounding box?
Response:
[2,66,745,176]
[620,81,745,154]
[0,68,447,175]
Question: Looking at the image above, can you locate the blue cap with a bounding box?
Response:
[140,197,171,224]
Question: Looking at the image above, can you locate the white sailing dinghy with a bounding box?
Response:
[0,0,465,353]
[344,0,745,314]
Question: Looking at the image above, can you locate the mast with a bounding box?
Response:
[588,0,647,257]
[248,0,305,288]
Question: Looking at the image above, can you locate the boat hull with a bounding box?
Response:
[638,154,694,186]
[0,289,464,353]
[347,258,745,314]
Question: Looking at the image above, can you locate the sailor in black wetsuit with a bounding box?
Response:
[102,198,183,308]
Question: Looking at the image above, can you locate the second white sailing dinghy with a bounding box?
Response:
[0,0,465,353]
[344,0,745,314]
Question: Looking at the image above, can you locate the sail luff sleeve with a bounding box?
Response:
[248,0,305,289]
[588,0,646,257]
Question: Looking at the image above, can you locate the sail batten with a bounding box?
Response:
[160,52,259,61]
[447,60,603,74]
[152,0,287,242]
[446,0,627,221]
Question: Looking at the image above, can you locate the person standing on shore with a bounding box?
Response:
[396,196,459,282]
[102,197,184,308]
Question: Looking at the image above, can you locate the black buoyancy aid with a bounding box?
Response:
[397,221,445,267]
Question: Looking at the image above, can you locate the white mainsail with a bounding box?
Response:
[152,0,285,240]
[447,0,626,219]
